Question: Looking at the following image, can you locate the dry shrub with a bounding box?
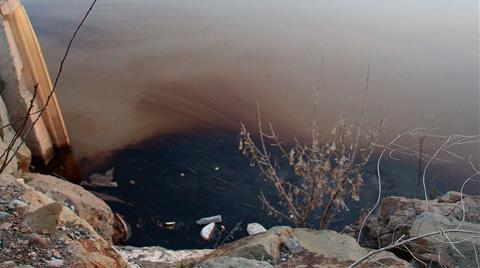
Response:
[239,108,382,229]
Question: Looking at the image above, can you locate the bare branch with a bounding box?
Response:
[0,0,97,172]
[349,229,480,268]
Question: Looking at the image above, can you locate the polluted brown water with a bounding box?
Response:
[22,0,479,248]
[23,0,478,158]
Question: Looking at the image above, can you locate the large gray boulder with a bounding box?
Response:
[287,229,412,268]
[210,226,412,267]
[344,192,480,267]
[345,192,480,248]
[211,226,293,261]
[409,212,480,268]
[24,173,129,243]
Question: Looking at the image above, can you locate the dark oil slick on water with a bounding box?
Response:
[85,130,476,249]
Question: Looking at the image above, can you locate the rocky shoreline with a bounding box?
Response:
[0,109,478,267]
[1,169,478,267]
[0,173,128,267]
[344,191,480,267]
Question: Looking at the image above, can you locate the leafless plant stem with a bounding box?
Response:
[349,229,480,268]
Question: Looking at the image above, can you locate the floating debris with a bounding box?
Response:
[246,223,267,235]
[162,222,176,230]
[128,180,136,186]
[81,167,118,188]
[214,166,220,172]
[180,173,185,177]
[196,215,222,226]
[90,191,133,206]
[114,213,132,242]
[200,222,216,240]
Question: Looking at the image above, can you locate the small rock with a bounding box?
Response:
[8,199,27,210]
[19,223,32,233]
[247,223,267,235]
[45,258,64,268]
[23,202,63,234]
[0,223,12,230]
[200,222,216,241]
[0,261,17,268]
[438,191,462,203]
[284,238,302,254]
[51,249,61,259]
[196,215,222,225]
[0,211,12,220]
[25,233,48,248]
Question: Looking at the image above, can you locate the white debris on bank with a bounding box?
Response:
[201,222,216,240]
[196,215,222,225]
[117,246,212,268]
[247,223,267,235]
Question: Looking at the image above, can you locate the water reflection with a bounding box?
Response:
[23,0,479,158]
[20,0,480,248]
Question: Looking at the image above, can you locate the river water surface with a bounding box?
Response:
[23,0,479,248]
[24,0,479,157]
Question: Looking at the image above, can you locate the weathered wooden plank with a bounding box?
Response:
[9,6,71,148]
[0,0,70,162]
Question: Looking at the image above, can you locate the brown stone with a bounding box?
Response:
[23,202,63,234]
[25,233,48,248]
[25,173,129,243]
[210,227,411,268]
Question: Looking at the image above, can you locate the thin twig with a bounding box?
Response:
[349,229,480,268]
[0,84,38,173]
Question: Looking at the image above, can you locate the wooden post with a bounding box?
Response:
[0,0,70,161]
